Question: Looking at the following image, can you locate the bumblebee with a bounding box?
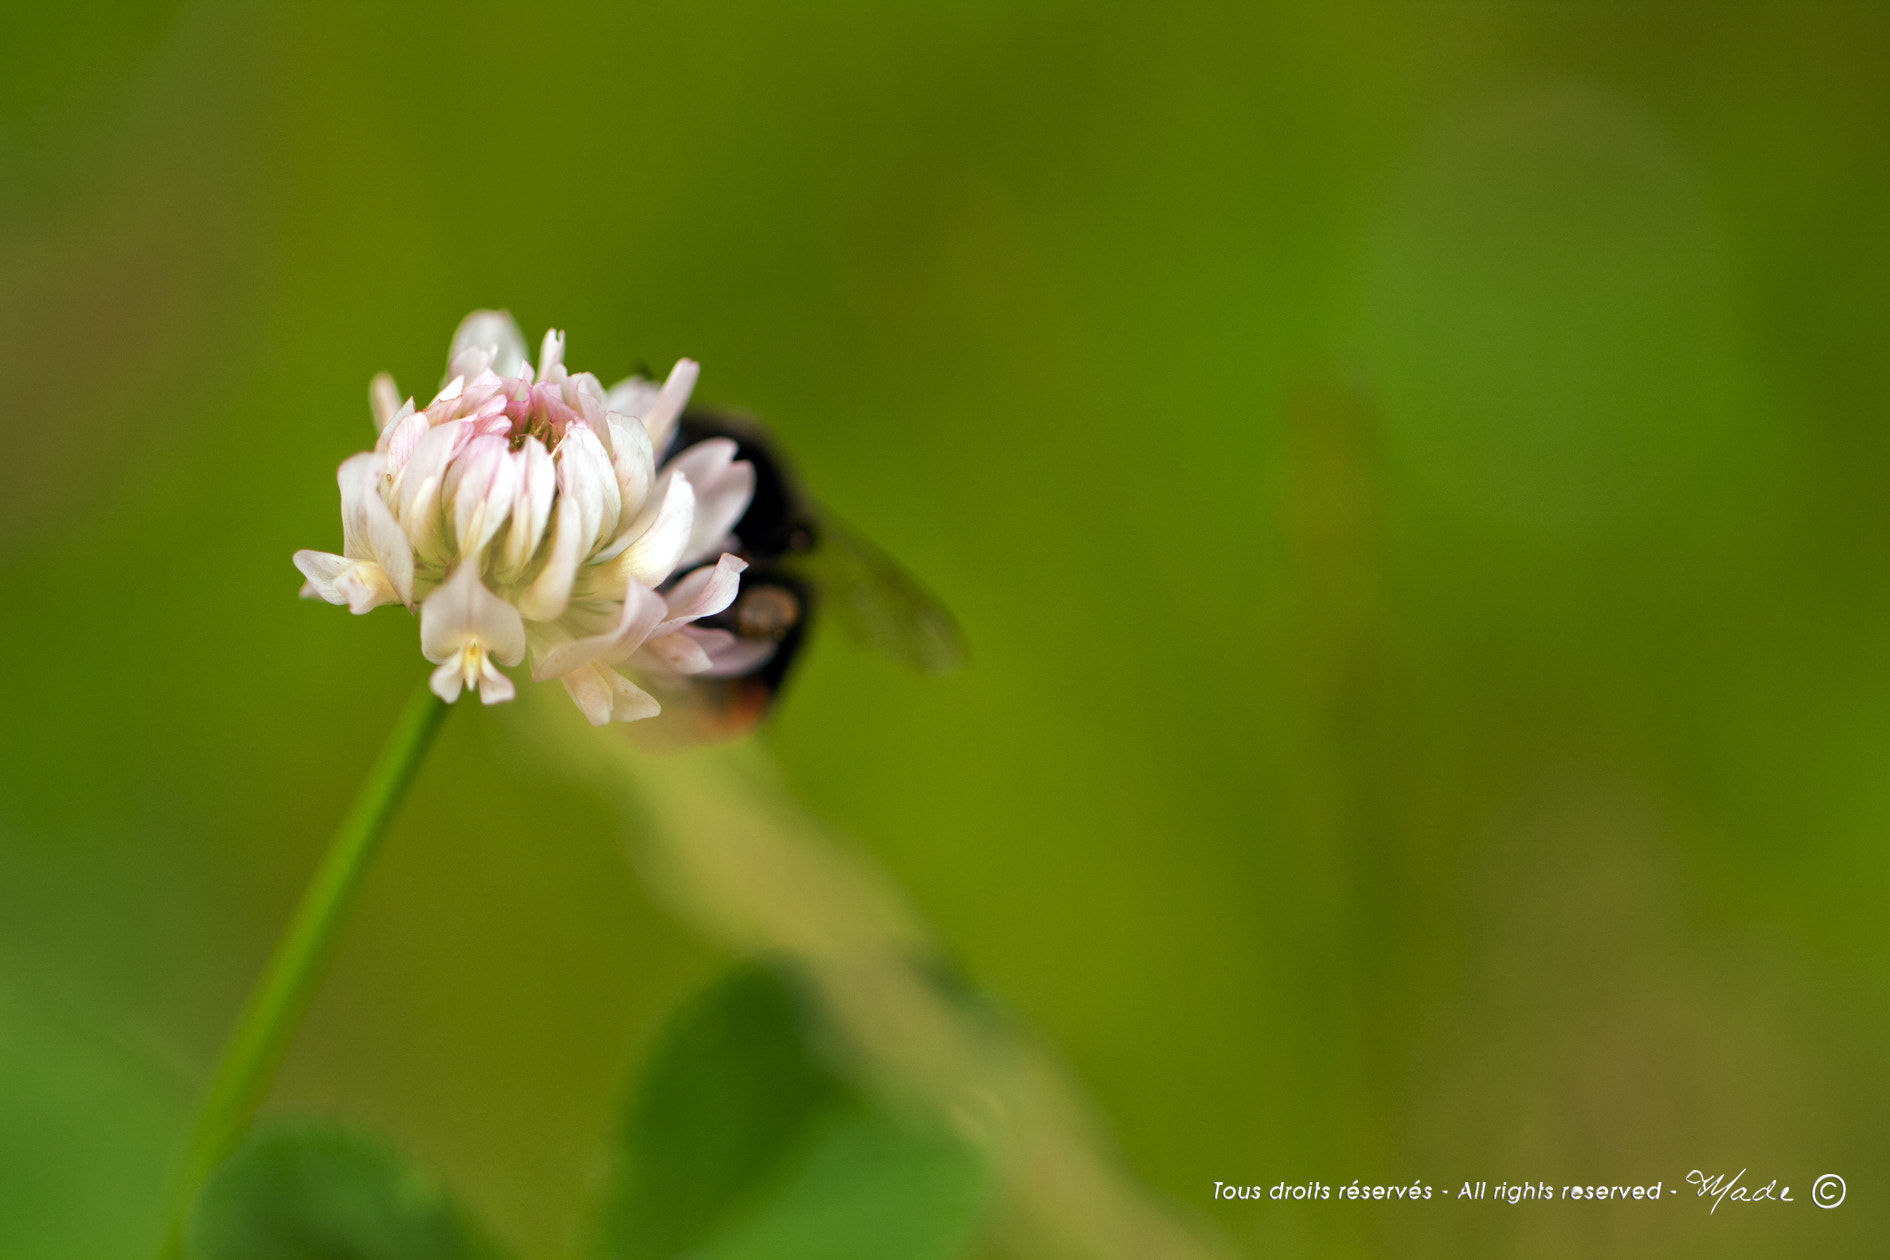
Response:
[639,410,964,743]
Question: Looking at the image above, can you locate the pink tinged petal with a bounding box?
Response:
[370,374,404,433]
[420,562,526,666]
[638,630,713,674]
[656,553,748,633]
[538,327,565,380]
[664,439,756,569]
[469,376,509,409]
[605,414,655,521]
[530,580,667,680]
[692,626,780,678]
[529,382,582,439]
[557,422,622,552]
[337,453,414,604]
[515,494,584,621]
[639,358,698,459]
[448,310,528,380]
[683,625,737,653]
[606,470,696,588]
[459,375,510,424]
[377,409,427,476]
[446,434,519,560]
[605,375,659,419]
[469,415,511,442]
[498,437,555,579]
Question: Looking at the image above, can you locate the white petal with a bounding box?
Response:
[396,419,471,563]
[554,659,662,724]
[499,437,556,579]
[558,422,622,552]
[334,562,402,615]
[605,470,695,588]
[605,375,660,418]
[683,475,752,568]
[447,434,519,560]
[531,580,667,680]
[565,372,608,423]
[538,327,565,380]
[429,658,467,704]
[609,670,662,722]
[662,437,735,486]
[664,438,756,569]
[639,358,698,459]
[448,310,528,380]
[515,494,584,621]
[477,655,516,705]
[559,662,614,724]
[293,550,354,604]
[420,563,526,666]
[370,374,404,433]
[433,374,467,406]
[605,414,655,520]
[445,348,490,384]
[656,553,747,633]
[337,453,414,605]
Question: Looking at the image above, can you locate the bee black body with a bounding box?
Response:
[644,410,961,743]
[664,411,820,736]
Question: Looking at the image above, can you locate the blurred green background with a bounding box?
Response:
[4,1,1890,1256]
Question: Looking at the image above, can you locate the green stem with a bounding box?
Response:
[159,682,451,1258]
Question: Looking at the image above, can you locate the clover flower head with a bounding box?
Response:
[295,311,759,724]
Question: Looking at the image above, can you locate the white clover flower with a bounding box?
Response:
[295,311,759,724]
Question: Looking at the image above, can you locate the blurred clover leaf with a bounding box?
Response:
[186,1122,510,1260]
[593,963,992,1260]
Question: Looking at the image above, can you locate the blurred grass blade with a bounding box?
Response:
[186,1122,510,1260]
[522,689,1231,1260]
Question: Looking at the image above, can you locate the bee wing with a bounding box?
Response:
[787,507,965,677]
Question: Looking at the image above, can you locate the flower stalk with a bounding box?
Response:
[159,682,452,1259]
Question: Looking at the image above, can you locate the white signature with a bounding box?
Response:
[1685,1169,1794,1214]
